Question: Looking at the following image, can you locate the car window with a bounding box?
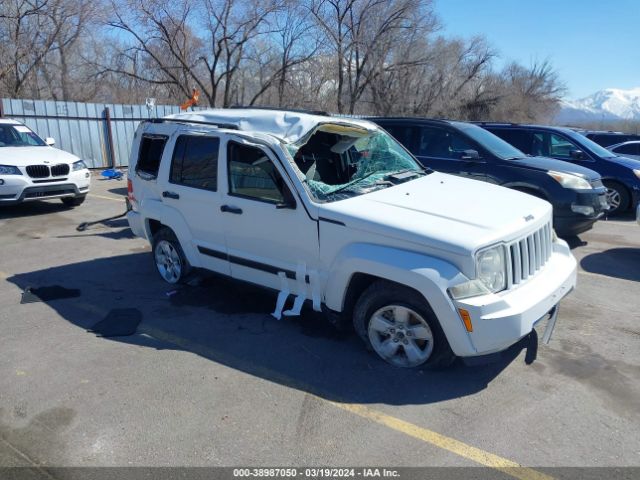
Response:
[381,124,417,152]
[227,142,285,203]
[417,127,473,159]
[548,133,579,159]
[137,134,168,178]
[492,129,533,153]
[614,143,639,155]
[170,135,219,191]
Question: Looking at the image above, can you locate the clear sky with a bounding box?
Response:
[434,0,640,99]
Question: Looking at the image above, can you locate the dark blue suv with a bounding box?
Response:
[480,123,640,215]
[372,118,608,236]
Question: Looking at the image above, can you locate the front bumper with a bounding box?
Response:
[453,241,577,356]
[554,187,608,236]
[0,170,91,204]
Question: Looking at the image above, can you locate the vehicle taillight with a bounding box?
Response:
[127,178,138,211]
[127,178,135,201]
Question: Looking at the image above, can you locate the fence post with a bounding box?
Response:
[104,106,116,168]
[0,100,4,118]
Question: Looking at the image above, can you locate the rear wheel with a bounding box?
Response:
[61,195,86,207]
[603,181,629,215]
[353,281,455,368]
[152,227,191,284]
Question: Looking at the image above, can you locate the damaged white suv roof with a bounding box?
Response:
[127,108,577,368]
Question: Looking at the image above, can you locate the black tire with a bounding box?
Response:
[353,280,456,369]
[152,227,191,284]
[61,195,86,207]
[603,181,630,215]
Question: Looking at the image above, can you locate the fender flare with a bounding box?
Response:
[141,199,201,267]
[323,243,476,356]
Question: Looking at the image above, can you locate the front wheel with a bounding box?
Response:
[353,281,455,368]
[603,181,629,215]
[152,227,191,284]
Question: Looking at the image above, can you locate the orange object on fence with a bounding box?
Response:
[180,89,200,110]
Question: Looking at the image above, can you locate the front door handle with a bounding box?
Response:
[162,191,180,200]
[220,205,243,214]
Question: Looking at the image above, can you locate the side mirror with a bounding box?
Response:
[276,187,297,210]
[461,149,480,160]
[45,137,55,146]
[569,149,586,160]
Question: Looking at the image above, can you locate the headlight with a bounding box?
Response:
[547,170,592,189]
[633,169,640,180]
[72,160,88,171]
[0,165,21,175]
[448,245,507,300]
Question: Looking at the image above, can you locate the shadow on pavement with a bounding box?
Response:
[7,253,526,406]
[581,248,640,282]
[0,200,72,219]
[107,187,128,196]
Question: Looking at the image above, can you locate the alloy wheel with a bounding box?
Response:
[367,305,434,367]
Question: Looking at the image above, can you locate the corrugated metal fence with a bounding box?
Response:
[0,98,187,168]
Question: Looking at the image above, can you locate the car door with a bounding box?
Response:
[158,132,230,275]
[414,125,486,180]
[220,138,319,291]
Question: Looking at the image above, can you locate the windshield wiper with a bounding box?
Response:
[328,171,382,195]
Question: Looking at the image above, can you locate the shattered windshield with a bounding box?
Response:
[285,124,427,202]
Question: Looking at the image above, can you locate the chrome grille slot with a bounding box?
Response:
[50,164,70,176]
[26,165,50,178]
[509,222,553,286]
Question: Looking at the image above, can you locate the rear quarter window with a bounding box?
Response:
[136,135,168,178]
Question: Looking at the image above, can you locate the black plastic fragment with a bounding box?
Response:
[525,329,538,365]
[21,286,81,304]
[88,308,142,337]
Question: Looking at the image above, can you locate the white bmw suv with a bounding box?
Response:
[0,119,91,207]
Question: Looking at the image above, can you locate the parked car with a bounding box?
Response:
[372,117,608,236]
[0,119,90,206]
[479,123,640,215]
[127,108,577,368]
[607,141,640,161]
[580,130,640,148]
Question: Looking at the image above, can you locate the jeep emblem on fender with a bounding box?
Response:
[524,214,534,222]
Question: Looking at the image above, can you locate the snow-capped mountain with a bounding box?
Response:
[555,87,640,123]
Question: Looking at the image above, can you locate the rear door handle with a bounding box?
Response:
[220,205,243,214]
[162,191,180,200]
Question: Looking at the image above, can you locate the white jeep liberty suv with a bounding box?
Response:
[127,109,577,368]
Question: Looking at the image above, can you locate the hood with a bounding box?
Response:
[512,156,601,181]
[607,155,640,170]
[319,172,551,257]
[0,146,80,166]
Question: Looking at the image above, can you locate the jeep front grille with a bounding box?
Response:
[26,165,50,178]
[51,164,70,176]
[508,222,553,286]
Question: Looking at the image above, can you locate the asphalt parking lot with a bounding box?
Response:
[1,174,639,477]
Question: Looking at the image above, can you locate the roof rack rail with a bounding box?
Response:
[148,118,238,130]
[228,105,328,116]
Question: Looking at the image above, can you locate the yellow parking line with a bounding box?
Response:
[138,325,553,480]
[328,402,552,480]
[88,193,124,202]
